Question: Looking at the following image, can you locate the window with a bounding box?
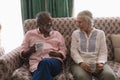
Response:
[0,0,23,53]
[73,0,120,17]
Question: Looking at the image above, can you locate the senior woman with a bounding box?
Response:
[70,10,116,80]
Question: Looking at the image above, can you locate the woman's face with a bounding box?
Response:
[76,18,89,32]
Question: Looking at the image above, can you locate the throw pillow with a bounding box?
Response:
[111,34,120,62]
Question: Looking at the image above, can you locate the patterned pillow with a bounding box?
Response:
[111,34,120,62]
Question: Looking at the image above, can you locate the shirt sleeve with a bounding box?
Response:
[19,31,30,58]
[57,31,67,60]
[70,31,84,64]
[97,31,108,63]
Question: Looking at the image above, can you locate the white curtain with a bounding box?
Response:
[73,0,120,17]
[0,0,23,53]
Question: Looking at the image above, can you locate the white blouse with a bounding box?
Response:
[70,28,107,64]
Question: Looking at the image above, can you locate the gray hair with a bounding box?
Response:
[77,10,93,19]
[77,10,94,26]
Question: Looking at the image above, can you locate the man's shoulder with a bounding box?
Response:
[51,30,64,38]
[25,29,37,35]
[52,30,61,34]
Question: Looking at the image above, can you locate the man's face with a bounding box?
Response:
[41,20,52,33]
[38,14,52,34]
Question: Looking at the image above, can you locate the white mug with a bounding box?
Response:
[87,61,96,73]
[89,63,96,72]
[35,42,43,52]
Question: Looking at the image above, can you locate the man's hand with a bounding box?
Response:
[79,62,93,73]
[95,63,104,73]
[21,44,36,59]
[29,44,36,53]
[49,51,63,59]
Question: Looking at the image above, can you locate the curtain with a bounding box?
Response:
[47,0,73,17]
[21,0,73,21]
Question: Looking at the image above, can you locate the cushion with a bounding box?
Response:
[111,34,120,62]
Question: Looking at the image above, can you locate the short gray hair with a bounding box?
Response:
[77,10,93,19]
[77,10,94,26]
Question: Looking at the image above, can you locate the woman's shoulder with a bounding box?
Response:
[71,29,80,37]
[73,29,80,34]
[94,28,104,33]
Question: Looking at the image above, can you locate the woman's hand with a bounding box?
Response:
[79,62,93,73]
[95,63,104,73]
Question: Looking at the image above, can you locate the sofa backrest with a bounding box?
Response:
[23,17,120,62]
[94,17,120,34]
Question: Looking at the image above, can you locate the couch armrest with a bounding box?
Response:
[0,47,23,80]
[0,46,5,56]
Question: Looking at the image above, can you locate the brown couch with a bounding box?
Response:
[0,17,120,80]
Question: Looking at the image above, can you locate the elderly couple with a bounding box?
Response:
[19,10,116,80]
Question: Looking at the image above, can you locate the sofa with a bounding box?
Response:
[0,17,120,80]
[0,24,5,79]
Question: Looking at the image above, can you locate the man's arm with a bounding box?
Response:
[21,44,36,59]
[49,31,67,60]
[19,31,36,59]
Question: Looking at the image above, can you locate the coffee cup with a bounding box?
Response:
[89,61,96,72]
[35,43,43,52]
